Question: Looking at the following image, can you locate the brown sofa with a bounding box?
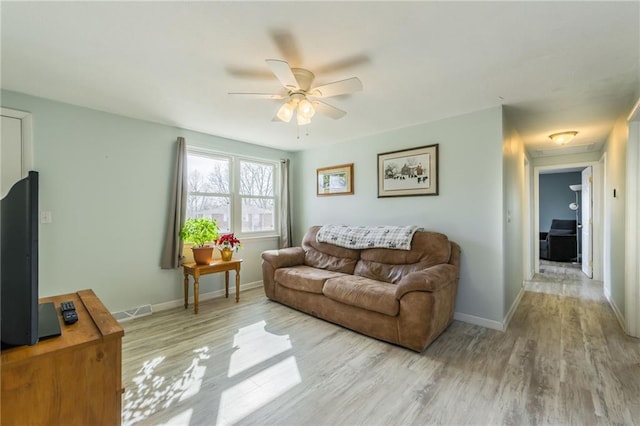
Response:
[261,226,461,352]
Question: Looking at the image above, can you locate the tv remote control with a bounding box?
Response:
[60,301,75,312]
[60,301,78,324]
[63,310,78,325]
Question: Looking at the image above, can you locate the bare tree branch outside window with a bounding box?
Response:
[185,153,277,234]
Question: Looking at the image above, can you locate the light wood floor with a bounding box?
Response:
[121,267,640,425]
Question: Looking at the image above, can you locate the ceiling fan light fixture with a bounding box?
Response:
[296,113,311,126]
[277,101,295,122]
[231,59,362,126]
[549,131,578,145]
[298,98,315,119]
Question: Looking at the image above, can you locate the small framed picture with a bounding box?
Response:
[317,163,354,196]
[377,144,439,197]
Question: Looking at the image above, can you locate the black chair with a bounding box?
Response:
[540,219,577,262]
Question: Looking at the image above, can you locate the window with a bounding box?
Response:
[186,150,278,236]
[239,160,275,232]
[186,153,231,232]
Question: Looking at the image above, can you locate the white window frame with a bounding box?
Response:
[186,147,280,239]
[235,158,278,237]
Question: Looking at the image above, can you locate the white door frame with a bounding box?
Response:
[1,108,33,199]
[533,161,602,280]
[1,107,33,173]
[523,157,533,280]
[581,166,593,278]
[626,100,640,338]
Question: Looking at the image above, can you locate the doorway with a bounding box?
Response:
[533,161,602,281]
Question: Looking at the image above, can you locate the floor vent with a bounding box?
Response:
[113,304,153,322]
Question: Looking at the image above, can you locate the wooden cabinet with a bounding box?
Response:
[1,289,124,425]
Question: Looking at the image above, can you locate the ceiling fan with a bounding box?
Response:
[229,59,363,126]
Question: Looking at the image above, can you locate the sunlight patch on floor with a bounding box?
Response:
[158,408,193,426]
[228,320,292,377]
[123,347,210,425]
[216,356,302,425]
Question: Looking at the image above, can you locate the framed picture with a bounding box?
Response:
[317,163,354,196]
[377,144,439,197]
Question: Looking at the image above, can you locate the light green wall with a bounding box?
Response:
[603,115,628,315]
[292,106,507,323]
[1,89,527,326]
[1,90,291,312]
[502,112,526,317]
[531,151,602,168]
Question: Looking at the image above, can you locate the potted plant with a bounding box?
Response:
[216,233,242,261]
[180,217,220,265]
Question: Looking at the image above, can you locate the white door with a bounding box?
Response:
[1,115,23,198]
[1,108,32,199]
[582,166,593,277]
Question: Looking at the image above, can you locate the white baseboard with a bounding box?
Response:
[453,312,504,331]
[112,304,153,322]
[454,286,525,332]
[114,280,263,322]
[503,286,525,331]
[118,280,517,332]
[604,286,627,333]
[153,280,263,312]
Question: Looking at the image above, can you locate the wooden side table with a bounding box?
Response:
[182,259,243,314]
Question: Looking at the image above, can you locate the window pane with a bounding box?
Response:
[241,198,274,232]
[188,154,230,194]
[240,161,274,196]
[187,195,231,232]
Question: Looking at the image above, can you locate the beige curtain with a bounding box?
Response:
[160,137,187,268]
[279,158,292,248]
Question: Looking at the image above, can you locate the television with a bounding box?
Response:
[1,171,60,348]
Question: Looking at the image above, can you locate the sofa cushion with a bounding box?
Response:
[275,266,347,294]
[322,275,399,317]
[549,229,574,236]
[302,226,360,274]
[354,231,451,284]
[549,219,576,232]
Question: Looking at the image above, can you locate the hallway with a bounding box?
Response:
[515,260,640,423]
[526,260,603,301]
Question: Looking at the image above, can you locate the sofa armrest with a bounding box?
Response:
[395,264,458,299]
[261,247,305,269]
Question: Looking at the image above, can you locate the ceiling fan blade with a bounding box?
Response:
[312,100,347,120]
[269,29,303,67]
[315,54,371,74]
[225,66,274,79]
[228,92,286,100]
[310,77,363,98]
[265,59,299,90]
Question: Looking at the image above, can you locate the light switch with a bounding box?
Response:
[40,211,52,224]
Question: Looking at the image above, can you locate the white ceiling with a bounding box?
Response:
[2,1,638,154]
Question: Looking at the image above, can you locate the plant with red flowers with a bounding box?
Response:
[216,233,242,252]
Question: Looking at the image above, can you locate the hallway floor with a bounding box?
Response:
[525,260,603,301]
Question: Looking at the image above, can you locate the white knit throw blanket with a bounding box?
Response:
[316,225,421,250]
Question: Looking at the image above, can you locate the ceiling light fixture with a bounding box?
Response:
[549,131,578,145]
[277,101,295,123]
[296,114,311,126]
[276,94,316,126]
[230,59,362,127]
[298,98,315,120]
